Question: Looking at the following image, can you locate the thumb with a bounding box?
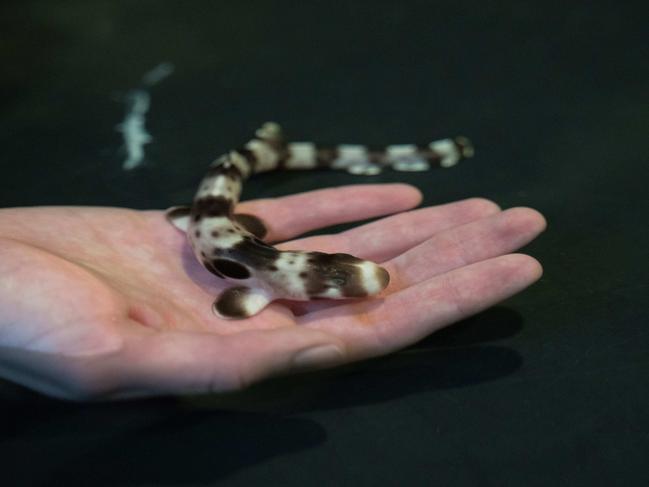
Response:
[220,327,347,388]
[104,327,346,398]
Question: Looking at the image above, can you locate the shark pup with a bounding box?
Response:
[166,122,473,319]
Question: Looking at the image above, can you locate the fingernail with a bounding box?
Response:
[293,345,344,371]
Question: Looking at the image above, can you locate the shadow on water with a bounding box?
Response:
[0,306,523,484]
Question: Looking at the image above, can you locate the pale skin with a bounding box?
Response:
[0,184,546,400]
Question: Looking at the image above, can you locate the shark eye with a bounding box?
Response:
[212,259,251,279]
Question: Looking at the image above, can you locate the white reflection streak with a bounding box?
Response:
[116,62,174,170]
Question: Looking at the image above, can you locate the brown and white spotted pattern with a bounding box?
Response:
[166,122,473,319]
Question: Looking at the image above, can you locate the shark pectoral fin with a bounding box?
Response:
[233,213,268,239]
[165,206,191,232]
[213,286,272,319]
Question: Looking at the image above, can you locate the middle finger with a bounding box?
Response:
[382,207,547,293]
[279,197,501,262]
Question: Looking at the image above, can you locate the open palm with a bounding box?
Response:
[0,184,545,400]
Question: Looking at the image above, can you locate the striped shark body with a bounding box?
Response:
[166,122,473,319]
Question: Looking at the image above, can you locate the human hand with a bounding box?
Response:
[0,184,545,400]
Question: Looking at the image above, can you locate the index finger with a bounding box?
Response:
[299,254,543,360]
